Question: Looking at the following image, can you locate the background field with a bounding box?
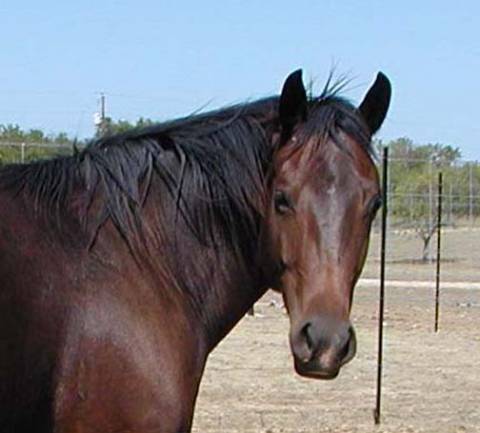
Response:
[364,226,480,282]
[192,227,480,433]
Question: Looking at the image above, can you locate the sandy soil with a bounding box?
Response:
[192,284,480,433]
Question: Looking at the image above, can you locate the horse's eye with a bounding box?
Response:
[274,190,294,215]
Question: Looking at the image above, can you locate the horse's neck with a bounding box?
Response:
[169,239,269,352]
[167,115,279,351]
[99,221,270,353]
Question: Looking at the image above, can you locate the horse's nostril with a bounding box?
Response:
[301,322,314,351]
[339,326,357,365]
[338,333,351,359]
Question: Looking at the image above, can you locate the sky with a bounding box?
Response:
[0,0,479,159]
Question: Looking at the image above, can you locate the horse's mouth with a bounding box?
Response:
[294,358,340,380]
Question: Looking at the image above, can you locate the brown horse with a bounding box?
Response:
[0,69,390,432]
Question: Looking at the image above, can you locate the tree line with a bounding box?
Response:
[374,137,480,223]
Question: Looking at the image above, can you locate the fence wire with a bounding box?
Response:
[0,141,75,164]
[365,155,480,284]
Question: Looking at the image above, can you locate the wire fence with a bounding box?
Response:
[0,141,76,164]
[364,156,480,285]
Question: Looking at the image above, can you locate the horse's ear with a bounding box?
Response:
[358,72,391,135]
[279,69,307,130]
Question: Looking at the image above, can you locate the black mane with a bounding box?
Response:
[0,83,373,259]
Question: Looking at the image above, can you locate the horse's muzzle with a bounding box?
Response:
[290,317,356,380]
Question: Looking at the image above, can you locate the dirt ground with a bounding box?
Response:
[362,227,480,283]
[192,283,480,433]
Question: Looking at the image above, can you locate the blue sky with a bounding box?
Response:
[1,1,479,159]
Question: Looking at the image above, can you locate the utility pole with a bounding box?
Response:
[100,92,106,124]
[95,92,107,137]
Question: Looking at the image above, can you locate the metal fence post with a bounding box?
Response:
[434,172,443,332]
[374,146,388,425]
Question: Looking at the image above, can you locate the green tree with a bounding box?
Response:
[96,117,156,137]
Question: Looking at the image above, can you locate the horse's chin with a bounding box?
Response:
[293,359,340,380]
